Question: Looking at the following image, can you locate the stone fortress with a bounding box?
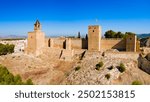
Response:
[26,20,140,57]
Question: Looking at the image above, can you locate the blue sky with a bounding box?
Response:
[0,0,150,36]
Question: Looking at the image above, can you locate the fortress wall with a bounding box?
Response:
[104,52,139,61]
[101,39,126,51]
[45,38,88,50]
[71,38,82,49]
[45,38,49,47]
[43,47,62,59]
[60,49,73,61]
[71,38,88,49]
[74,49,86,55]
[82,39,88,49]
[51,38,66,49]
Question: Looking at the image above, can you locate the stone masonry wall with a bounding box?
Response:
[101,39,126,51]
[104,52,139,61]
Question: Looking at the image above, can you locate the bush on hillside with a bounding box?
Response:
[0,65,33,85]
[108,65,114,70]
[95,61,104,70]
[105,74,111,80]
[117,63,126,73]
[75,66,81,71]
[132,81,143,85]
[0,43,15,55]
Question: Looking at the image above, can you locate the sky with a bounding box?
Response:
[0,0,150,37]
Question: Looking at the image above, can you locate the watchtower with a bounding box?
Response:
[88,25,101,51]
[126,34,137,52]
[27,20,45,56]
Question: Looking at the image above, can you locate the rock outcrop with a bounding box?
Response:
[140,37,150,47]
[138,53,150,74]
[62,51,150,85]
[0,40,150,85]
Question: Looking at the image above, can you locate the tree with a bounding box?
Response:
[125,32,135,35]
[124,32,136,39]
[0,65,34,85]
[104,30,116,38]
[78,32,81,38]
[85,34,88,40]
[115,32,124,38]
[26,79,33,85]
[0,43,15,55]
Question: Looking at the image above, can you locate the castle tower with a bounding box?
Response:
[27,20,45,56]
[126,34,137,52]
[34,20,41,31]
[88,25,101,51]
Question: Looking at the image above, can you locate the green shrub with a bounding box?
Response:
[105,74,111,80]
[0,65,34,85]
[132,81,143,85]
[117,63,126,73]
[75,66,81,71]
[108,66,114,70]
[26,79,33,85]
[95,61,104,70]
[0,43,15,55]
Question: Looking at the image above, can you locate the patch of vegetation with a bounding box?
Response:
[65,72,70,77]
[105,74,111,80]
[0,65,33,85]
[0,43,15,55]
[104,30,136,39]
[132,81,143,85]
[75,66,81,71]
[117,63,126,73]
[95,61,104,70]
[108,66,114,70]
[104,30,124,38]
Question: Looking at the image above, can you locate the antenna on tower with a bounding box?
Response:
[95,18,99,25]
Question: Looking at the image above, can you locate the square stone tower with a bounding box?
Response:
[27,20,45,56]
[88,25,101,51]
[126,34,137,52]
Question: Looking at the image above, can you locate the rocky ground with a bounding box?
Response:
[0,50,149,85]
[0,52,75,85]
[140,37,150,47]
[62,51,150,85]
[0,40,150,85]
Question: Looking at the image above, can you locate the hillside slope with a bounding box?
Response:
[0,51,150,85]
[62,52,150,85]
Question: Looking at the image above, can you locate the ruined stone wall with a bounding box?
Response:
[45,38,66,49]
[53,38,66,49]
[45,38,88,50]
[70,38,87,49]
[104,52,139,61]
[71,38,82,49]
[45,38,50,47]
[101,39,126,51]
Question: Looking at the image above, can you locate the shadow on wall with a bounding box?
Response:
[63,41,66,49]
[82,39,88,49]
[112,39,126,51]
[48,39,50,47]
